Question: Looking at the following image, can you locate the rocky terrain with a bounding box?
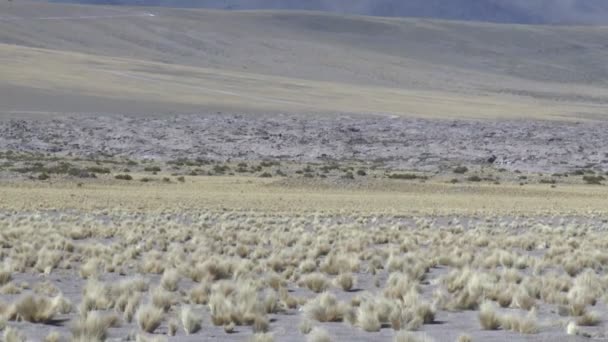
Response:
[1,113,607,175]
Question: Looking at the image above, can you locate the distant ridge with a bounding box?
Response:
[1,1,607,118]
[48,0,608,24]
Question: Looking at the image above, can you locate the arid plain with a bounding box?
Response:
[1,1,608,341]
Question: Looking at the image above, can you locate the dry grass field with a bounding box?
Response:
[1,176,608,215]
[1,176,608,341]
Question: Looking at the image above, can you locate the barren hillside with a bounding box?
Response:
[1,1,607,118]
[49,0,608,24]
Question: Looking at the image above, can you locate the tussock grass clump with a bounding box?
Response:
[383,286,434,330]
[168,317,179,336]
[135,334,168,342]
[253,316,270,333]
[34,248,63,274]
[299,260,317,274]
[3,326,26,342]
[499,312,539,334]
[0,270,11,286]
[389,304,430,331]
[223,321,236,333]
[136,305,164,333]
[122,293,142,323]
[9,294,67,323]
[208,282,275,327]
[43,331,63,342]
[180,305,203,334]
[583,175,604,185]
[385,273,417,297]
[567,270,602,313]
[388,173,427,181]
[34,281,61,297]
[160,269,180,292]
[151,287,176,312]
[307,327,332,342]
[566,321,579,335]
[189,283,211,305]
[265,273,286,291]
[71,311,119,342]
[249,333,274,342]
[333,273,356,292]
[114,174,133,181]
[300,273,330,293]
[80,280,113,312]
[478,302,500,330]
[304,293,348,322]
[479,301,539,334]
[52,294,72,314]
[320,254,358,275]
[393,331,435,342]
[188,258,233,282]
[512,288,536,311]
[456,334,472,342]
[350,295,394,328]
[577,311,601,326]
[79,258,102,279]
[441,269,497,311]
[0,283,22,295]
[356,302,382,332]
[299,319,313,334]
[453,166,469,174]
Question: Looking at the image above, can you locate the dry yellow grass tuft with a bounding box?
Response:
[249,332,275,342]
[136,305,164,333]
[0,270,11,286]
[299,318,314,334]
[43,331,63,342]
[180,305,203,334]
[456,334,472,342]
[393,331,435,342]
[478,302,501,330]
[71,311,119,342]
[307,327,332,342]
[9,294,68,324]
[300,273,330,293]
[160,269,180,292]
[304,293,348,322]
[167,317,179,336]
[3,326,26,342]
[151,287,176,312]
[333,273,356,292]
[135,334,168,342]
[576,311,601,326]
